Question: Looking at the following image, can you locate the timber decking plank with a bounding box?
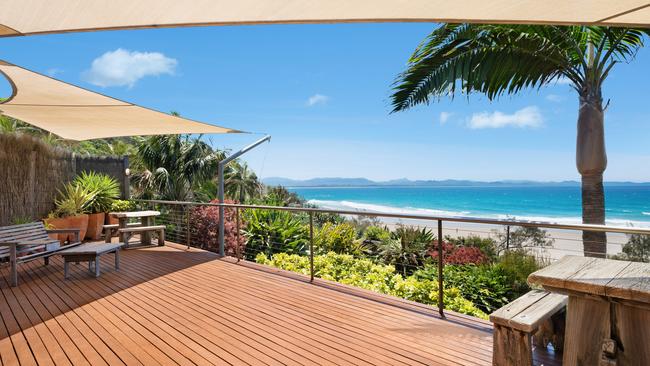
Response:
[0,243,560,366]
[121,248,488,366]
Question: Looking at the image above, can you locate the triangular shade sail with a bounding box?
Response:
[0,61,240,141]
[0,0,649,38]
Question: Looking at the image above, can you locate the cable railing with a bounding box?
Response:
[134,198,650,318]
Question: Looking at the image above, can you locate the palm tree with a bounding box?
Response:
[225,161,262,203]
[133,134,224,201]
[391,25,647,257]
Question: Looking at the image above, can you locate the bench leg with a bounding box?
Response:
[493,325,533,366]
[115,249,120,270]
[44,256,49,266]
[158,229,165,246]
[64,261,70,280]
[95,257,101,277]
[9,245,18,287]
[105,228,112,243]
[88,261,93,273]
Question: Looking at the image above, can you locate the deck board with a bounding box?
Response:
[0,243,559,365]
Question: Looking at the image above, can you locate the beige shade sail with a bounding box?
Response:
[0,61,240,141]
[0,0,649,38]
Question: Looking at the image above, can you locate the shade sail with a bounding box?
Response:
[0,61,240,141]
[0,0,649,38]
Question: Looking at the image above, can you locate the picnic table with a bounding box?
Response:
[108,210,161,247]
[528,255,650,365]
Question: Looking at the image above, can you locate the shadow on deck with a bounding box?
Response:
[0,243,560,365]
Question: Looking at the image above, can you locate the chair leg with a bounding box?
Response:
[115,249,120,270]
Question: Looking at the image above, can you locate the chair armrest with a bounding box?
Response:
[0,239,54,246]
[46,228,81,243]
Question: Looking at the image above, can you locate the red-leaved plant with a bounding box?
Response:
[190,199,246,257]
[428,241,488,265]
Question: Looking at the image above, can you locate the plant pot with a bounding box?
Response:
[86,212,106,240]
[44,214,89,244]
[106,213,119,225]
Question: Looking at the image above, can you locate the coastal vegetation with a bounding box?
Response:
[390,24,649,257]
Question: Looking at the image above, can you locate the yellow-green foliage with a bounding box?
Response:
[256,252,487,319]
[314,222,361,254]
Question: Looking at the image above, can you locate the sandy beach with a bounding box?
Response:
[376,216,629,261]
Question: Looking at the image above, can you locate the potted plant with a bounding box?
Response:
[74,171,120,240]
[44,183,94,244]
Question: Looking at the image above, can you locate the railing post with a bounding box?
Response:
[185,204,190,249]
[236,206,241,262]
[437,219,445,318]
[217,163,225,257]
[309,211,314,283]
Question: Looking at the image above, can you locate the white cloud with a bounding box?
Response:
[439,111,453,124]
[546,94,565,103]
[468,106,543,129]
[82,48,177,88]
[306,94,329,106]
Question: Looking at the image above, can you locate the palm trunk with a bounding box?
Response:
[576,89,607,257]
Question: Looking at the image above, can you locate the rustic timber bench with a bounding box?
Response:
[490,289,567,366]
[103,222,141,242]
[0,222,81,286]
[118,225,165,247]
[59,242,123,279]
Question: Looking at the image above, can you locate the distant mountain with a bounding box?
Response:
[262,177,650,188]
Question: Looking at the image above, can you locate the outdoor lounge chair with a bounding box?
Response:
[0,221,82,286]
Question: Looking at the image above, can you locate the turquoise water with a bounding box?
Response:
[289,185,650,226]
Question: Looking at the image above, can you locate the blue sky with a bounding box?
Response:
[1,23,649,182]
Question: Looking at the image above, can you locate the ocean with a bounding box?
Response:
[288,185,650,227]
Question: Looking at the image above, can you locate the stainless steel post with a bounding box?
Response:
[437,219,444,318]
[309,212,314,283]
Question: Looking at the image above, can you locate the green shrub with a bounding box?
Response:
[375,225,434,275]
[110,199,136,212]
[363,226,391,242]
[413,264,509,313]
[255,252,487,319]
[613,234,650,262]
[497,249,542,299]
[74,171,120,213]
[243,209,308,259]
[314,222,361,254]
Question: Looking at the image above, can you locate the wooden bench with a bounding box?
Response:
[103,222,141,242]
[0,222,82,286]
[60,242,123,279]
[118,225,165,247]
[490,290,567,366]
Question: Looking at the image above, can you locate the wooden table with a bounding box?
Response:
[60,242,123,279]
[528,255,650,365]
[109,210,160,246]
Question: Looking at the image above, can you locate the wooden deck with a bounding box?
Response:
[0,243,558,365]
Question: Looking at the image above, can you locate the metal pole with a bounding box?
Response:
[309,212,314,283]
[218,162,225,256]
[186,204,190,249]
[217,135,271,258]
[506,225,510,251]
[437,219,445,318]
[236,206,240,262]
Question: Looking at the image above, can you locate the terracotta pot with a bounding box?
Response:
[44,214,89,244]
[86,212,106,240]
[106,213,119,225]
